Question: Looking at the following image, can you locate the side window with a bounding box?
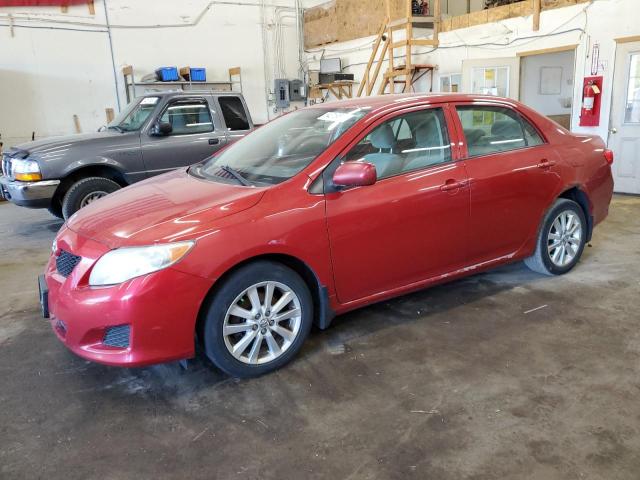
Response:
[456,105,544,157]
[218,96,250,131]
[159,99,214,135]
[344,108,451,180]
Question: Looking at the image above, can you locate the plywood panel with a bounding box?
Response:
[304,1,338,48]
[468,9,488,27]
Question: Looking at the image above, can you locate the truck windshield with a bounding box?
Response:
[198,107,368,185]
[108,97,160,132]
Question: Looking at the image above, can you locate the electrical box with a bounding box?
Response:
[289,79,306,101]
[274,79,290,109]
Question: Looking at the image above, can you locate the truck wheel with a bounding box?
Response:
[47,202,64,219]
[61,177,121,220]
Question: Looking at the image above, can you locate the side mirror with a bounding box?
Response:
[333,162,377,188]
[152,122,173,136]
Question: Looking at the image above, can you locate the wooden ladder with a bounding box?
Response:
[357,0,440,97]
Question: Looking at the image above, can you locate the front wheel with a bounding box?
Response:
[202,261,313,378]
[524,198,587,276]
[61,177,121,220]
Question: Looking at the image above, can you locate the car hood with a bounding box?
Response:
[66,168,266,249]
[10,131,125,157]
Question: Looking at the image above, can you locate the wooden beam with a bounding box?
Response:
[532,0,541,31]
[357,19,388,97]
[411,38,438,46]
[105,108,115,123]
[73,115,82,134]
[367,41,388,96]
[517,44,578,56]
[615,35,640,44]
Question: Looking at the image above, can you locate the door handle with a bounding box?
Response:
[209,138,220,145]
[536,159,556,169]
[440,179,468,192]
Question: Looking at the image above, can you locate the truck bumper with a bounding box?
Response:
[0,176,60,208]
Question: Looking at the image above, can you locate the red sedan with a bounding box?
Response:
[40,94,614,377]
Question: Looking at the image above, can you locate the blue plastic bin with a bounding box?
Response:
[155,67,179,82]
[188,67,207,82]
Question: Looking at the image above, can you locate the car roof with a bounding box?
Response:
[309,93,520,115]
[139,90,243,99]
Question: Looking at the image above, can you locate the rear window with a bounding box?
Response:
[219,96,250,131]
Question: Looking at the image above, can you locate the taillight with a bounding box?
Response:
[604,149,614,165]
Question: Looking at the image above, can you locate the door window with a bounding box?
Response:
[472,66,509,97]
[456,105,543,157]
[624,53,640,124]
[218,96,250,131]
[159,99,214,135]
[343,108,451,179]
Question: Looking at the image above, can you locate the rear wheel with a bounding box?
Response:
[202,261,313,378]
[61,177,121,220]
[524,198,587,275]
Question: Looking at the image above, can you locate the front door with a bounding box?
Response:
[141,97,227,177]
[325,105,469,304]
[609,41,640,194]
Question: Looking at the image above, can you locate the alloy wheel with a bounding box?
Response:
[79,191,108,208]
[547,210,582,267]
[222,281,302,365]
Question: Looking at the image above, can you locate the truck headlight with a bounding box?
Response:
[89,241,195,286]
[13,159,42,182]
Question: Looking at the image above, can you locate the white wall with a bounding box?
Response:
[520,50,575,116]
[303,0,640,144]
[0,0,303,148]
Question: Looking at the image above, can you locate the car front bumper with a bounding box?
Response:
[44,226,212,367]
[0,175,60,208]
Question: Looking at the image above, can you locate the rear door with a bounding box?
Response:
[325,104,470,304]
[451,103,561,264]
[141,96,227,177]
[215,95,253,145]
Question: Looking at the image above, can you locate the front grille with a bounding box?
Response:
[103,325,130,348]
[56,250,81,277]
[2,155,12,179]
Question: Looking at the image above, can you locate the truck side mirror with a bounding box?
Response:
[152,122,173,136]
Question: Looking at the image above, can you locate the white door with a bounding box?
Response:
[610,42,640,194]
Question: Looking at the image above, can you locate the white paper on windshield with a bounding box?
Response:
[141,97,160,105]
[318,111,353,123]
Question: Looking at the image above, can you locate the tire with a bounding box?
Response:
[524,198,587,276]
[47,202,64,219]
[202,261,313,378]
[61,177,121,220]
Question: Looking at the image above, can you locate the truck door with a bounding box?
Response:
[141,96,227,177]
[215,95,253,145]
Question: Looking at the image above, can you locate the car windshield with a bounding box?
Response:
[108,96,160,132]
[198,107,369,185]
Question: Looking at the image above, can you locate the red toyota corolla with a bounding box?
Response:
[40,94,614,377]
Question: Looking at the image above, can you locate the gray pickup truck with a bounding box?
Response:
[1,91,254,219]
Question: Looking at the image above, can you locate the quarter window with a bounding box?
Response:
[456,106,543,157]
[219,96,250,131]
[159,100,214,135]
[343,108,451,180]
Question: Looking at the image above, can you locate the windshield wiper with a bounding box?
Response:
[220,165,252,186]
[107,125,124,133]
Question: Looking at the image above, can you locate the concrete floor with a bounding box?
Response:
[0,195,639,479]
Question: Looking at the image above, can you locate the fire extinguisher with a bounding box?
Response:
[583,82,596,111]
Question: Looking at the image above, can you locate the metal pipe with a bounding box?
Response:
[102,0,121,111]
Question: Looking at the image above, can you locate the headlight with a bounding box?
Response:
[89,241,194,286]
[13,159,42,182]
